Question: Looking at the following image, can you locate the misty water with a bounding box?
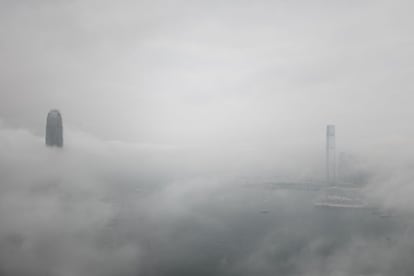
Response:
[2,0,414,275]
[0,131,413,276]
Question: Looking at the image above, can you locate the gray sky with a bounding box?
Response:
[1,0,413,151]
[2,2,414,275]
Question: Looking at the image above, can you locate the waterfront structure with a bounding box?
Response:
[326,125,336,185]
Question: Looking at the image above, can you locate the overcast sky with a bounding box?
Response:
[2,1,414,275]
[1,0,413,152]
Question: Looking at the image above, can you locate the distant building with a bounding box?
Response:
[326,125,336,185]
[338,152,354,183]
[45,109,63,147]
[338,152,370,186]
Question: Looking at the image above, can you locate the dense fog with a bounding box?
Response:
[1,121,414,275]
[1,0,414,275]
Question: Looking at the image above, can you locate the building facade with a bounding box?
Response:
[45,109,63,147]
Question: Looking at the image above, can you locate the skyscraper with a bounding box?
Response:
[45,109,63,147]
[326,125,336,185]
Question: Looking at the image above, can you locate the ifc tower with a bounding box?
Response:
[45,109,63,147]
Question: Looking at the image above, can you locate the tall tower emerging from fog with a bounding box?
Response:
[46,110,63,147]
[326,125,336,185]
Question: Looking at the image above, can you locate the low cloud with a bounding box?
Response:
[0,123,414,276]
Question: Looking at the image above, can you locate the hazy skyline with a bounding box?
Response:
[1,1,414,275]
[1,0,413,150]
